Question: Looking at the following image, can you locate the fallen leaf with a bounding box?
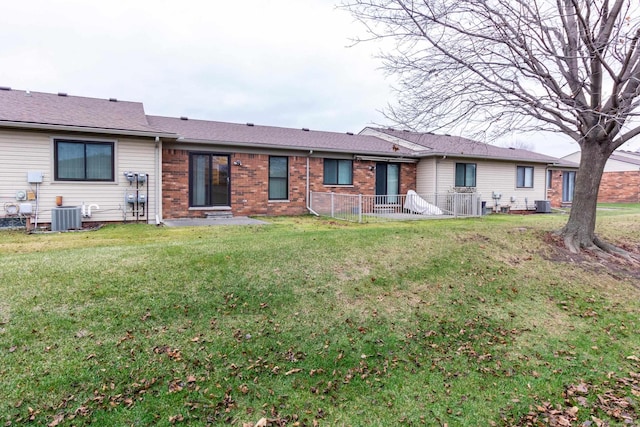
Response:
[169,414,184,423]
[255,418,268,427]
[168,379,184,393]
[48,414,65,427]
[285,368,302,376]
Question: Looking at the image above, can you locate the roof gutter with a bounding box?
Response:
[0,120,178,139]
[175,137,418,158]
[415,150,561,165]
[354,155,418,163]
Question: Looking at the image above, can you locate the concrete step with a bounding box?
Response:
[205,210,233,219]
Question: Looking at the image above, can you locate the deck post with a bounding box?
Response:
[331,192,334,218]
[358,194,363,223]
[453,194,458,218]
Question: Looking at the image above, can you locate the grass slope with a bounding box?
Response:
[1,208,639,426]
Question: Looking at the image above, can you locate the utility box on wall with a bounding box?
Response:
[27,171,44,183]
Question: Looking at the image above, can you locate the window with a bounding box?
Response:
[324,159,353,185]
[189,153,229,207]
[455,163,476,187]
[269,156,288,200]
[562,171,576,203]
[516,166,534,188]
[54,139,114,181]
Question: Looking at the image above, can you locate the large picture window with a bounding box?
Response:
[324,159,353,185]
[54,140,114,181]
[269,156,288,200]
[455,163,476,187]
[516,166,534,188]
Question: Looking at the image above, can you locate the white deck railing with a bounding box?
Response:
[309,192,482,223]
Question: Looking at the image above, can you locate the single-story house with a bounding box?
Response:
[0,88,176,229]
[0,87,578,229]
[562,150,640,204]
[361,128,578,212]
[146,116,418,219]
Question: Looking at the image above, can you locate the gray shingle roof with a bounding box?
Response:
[0,87,577,165]
[610,153,640,167]
[0,88,169,135]
[369,128,577,166]
[147,115,415,156]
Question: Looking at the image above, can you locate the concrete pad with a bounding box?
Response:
[162,217,269,227]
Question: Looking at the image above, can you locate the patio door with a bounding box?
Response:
[189,153,230,207]
[562,171,575,203]
[375,163,400,204]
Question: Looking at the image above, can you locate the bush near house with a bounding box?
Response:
[0,208,639,426]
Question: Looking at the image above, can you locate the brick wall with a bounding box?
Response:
[598,171,640,203]
[162,148,191,218]
[546,170,564,208]
[231,153,308,216]
[162,149,418,218]
[546,169,640,207]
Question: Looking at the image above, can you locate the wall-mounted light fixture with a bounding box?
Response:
[233,160,242,166]
[368,165,375,171]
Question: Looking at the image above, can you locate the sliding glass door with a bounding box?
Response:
[562,171,575,203]
[189,153,230,207]
[375,163,400,203]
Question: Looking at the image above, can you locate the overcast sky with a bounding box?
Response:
[2,1,638,157]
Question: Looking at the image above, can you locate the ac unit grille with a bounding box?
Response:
[51,206,82,231]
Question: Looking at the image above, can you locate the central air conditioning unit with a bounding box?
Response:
[535,200,551,213]
[51,206,82,231]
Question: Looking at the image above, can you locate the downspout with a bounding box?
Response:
[435,158,439,193]
[434,157,439,206]
[154,137,162,225]
[306,150,319,216]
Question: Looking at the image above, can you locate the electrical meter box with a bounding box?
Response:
[19,203,33,215]
[27,171,44,183]
[124,172,135,183]
[137,194,147,204]
[137,173,147,183]
[125,193,136,204]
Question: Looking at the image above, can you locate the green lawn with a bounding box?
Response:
[1,208,639,426]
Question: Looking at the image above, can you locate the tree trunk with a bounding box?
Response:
[559,141,611,253]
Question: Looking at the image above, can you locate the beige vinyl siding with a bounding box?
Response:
[562,152,581,165]
[613,151,640,161]
[416,158,436,194]
[604,158,640,172]
[0,129,158,225]
[564,150,640,172]
[416,157,547,210]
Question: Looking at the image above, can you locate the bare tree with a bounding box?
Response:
[341,0,640,254]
